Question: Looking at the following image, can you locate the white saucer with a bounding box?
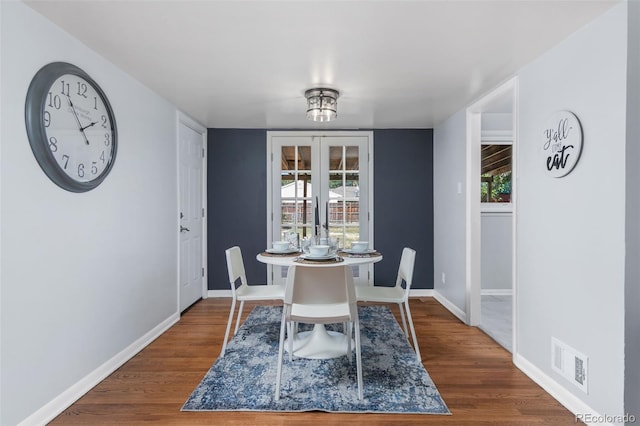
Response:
[265,248,298,254]
[299,253,337,260]
[342,248,376,254]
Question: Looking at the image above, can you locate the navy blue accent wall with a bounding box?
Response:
[373,129,434,289]
[208,129,268,290]
[207,129,434,290]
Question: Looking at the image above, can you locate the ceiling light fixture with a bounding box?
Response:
[305,88,339,122]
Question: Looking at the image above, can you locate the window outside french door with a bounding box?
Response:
[267,131,373,286]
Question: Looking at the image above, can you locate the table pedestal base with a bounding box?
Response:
[285,324,353,359]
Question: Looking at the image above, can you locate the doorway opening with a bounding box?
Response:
[466,78,518,354]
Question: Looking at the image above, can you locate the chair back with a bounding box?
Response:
[395,247,416,296]
[225,246,247,291]
[285,265,355,306]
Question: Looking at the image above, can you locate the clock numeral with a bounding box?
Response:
[77,82,88,98]
[104,133,111,146]
[100,151,106,163]
[78,163,85,178]
[43,110,51,128]
[94,97,99,110]
[48,136,58,153]
[91,162,98,175]
[47,92,61,110]
[60,80,70,97]
[62,154,70,169]
[101,115,108,128]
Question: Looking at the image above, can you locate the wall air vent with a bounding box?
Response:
[551,337,588,393]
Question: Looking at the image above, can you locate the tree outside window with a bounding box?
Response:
[481,144,512,203]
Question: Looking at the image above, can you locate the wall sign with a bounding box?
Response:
[542,110,583,178]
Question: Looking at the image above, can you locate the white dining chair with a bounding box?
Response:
[221,246,285,357]
[355,247,421,360]
[275,265,363,401]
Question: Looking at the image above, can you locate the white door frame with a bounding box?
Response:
[465,77,518,356]
[177,111,208,312]
[266,130,374,285]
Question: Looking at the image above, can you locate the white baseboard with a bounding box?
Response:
[18,312,180,426]
[408,289,434,297]
[513,353,610,426]
[209,289,435,299]
[208,289,232,298]
[430,293,608,425]
[432,290,467,323]
[481,289,513,296]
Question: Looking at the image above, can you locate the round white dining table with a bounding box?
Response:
[256,251,382,359]
[256,252,382,268]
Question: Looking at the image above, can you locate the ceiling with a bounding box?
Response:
[25,0,618,129]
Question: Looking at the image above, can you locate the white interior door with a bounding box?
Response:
[267,131,373,286]
[179,115,206,312]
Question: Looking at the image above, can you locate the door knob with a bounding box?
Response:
[180,226,190,233]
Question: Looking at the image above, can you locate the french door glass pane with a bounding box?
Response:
[280,146,313,240]
[328,146,361,248]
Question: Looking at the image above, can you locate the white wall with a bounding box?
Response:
[0,3,179,424]
[434,2,629,420]
[625,0,640,419]
[516,4,626,417]
[480,213,512,291]
[433,109,467,316]
[481,113,512,132]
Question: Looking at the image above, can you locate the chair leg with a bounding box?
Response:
[354,319,363,400]
[287,321,294,362]
[220,298,236,357]
[404,300,421,361]
[346,321,352,365]
[275,310,287,401]
[398,302,409,338]
[234,301,245,335]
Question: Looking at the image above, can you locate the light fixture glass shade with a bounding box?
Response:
[305,88,339,122]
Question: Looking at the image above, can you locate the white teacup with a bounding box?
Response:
[272,241,290,251]
[309,245,329,257]
[351,241,368,252]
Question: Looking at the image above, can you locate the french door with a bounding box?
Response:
[267,131,373,286]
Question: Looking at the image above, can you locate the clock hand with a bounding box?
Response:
[66,95,90,145]
[80,121,97,131]
[65,95,83,129]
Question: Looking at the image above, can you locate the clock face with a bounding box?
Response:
[25,62,117,192]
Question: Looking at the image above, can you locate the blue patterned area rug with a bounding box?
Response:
[182,305,450,414]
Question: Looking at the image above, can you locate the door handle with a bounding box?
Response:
[180,226,190,233]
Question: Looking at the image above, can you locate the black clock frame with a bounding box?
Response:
[25,62,118,192]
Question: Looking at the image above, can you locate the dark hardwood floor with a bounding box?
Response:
[51,297,578,425]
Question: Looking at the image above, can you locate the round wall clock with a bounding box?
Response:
[25,62,117,192]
